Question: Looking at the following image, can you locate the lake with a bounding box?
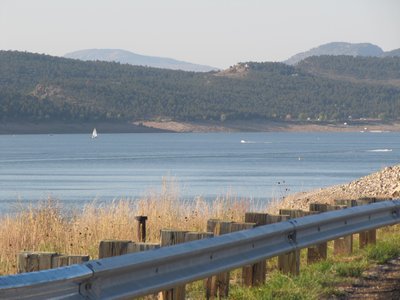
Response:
[0,132,399,214]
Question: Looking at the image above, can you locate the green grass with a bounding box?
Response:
[228,225,400,300]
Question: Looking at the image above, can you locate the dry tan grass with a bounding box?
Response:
[0,179,271,275]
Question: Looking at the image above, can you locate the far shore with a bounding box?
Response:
[1,119,400,134]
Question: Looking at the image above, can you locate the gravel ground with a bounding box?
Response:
[276,165,400,212]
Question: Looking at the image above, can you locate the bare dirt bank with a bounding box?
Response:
[136,120,400,133]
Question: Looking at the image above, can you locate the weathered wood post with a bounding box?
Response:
[356,199,377,248]
[278,209,314,275]
[135,215,148,242]
[229,222,257,288]
[332,200,354,255]
[307,204,331,263]
[127,242,160,253]
[17,252,58,273]
[205,220,235,299]
[184,231,214,300]
[98,240,132,258]
[184,231,214,242]
[159,229,189,300]
[335,199,377,249]
[52,255,90,268]
[18,252,90,272]
[243,212,287,286]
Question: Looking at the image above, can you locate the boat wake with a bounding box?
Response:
[366,149,393,152]
[240,140,271,144]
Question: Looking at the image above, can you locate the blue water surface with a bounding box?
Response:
[0,132,399,213]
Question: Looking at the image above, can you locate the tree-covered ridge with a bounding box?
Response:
[1,51,399,123]
[297,55,400,81]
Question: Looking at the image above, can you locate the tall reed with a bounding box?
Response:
[0,179,269,275]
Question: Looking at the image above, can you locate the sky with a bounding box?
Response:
[1,0,399,69]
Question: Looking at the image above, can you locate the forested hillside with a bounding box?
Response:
[1,51,400,123]
[297,55,400,84]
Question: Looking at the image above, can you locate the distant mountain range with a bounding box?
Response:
[64,49,218,72]
[285,42,400,65]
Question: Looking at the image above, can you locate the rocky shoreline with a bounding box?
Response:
[278,165,400,211]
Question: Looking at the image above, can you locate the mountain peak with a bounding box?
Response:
[285,42,385,65]
[64,48,218,72]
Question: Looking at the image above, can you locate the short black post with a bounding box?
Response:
[135,215,148,242]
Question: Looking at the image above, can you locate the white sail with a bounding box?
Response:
[92,128,98,139]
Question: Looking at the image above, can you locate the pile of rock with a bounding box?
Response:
[277,165,400,211]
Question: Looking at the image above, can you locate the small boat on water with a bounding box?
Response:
[92,128,98,139]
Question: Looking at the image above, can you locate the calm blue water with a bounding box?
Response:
[0,132,399,214]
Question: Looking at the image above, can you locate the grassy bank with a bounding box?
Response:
[228,225,400,299]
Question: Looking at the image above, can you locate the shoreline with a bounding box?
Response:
[1,119,400,134]
[276,164,400,212]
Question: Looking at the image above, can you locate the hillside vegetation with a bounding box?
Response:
[297,55,400,87]
[1,51,400,124]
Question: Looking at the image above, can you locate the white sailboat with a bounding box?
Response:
[91,128,98,139]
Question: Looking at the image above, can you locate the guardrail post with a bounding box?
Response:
[205,220,234,299]
[127,242,160,252]
[230,222,257,287]
[332,200,353,255]
[243,212,287,286]
[307,204,333,263]
[135,215,148,242]
[336,199,378,249]
[18,252,90,272]
[355,199,377,248]
[184,232,214,300]
[160,230,189,300]
[278,209,311,275]
[243,213,268,286]
[359,230,377,248]
[17,251,58,273]
[334,235,353,255]
[184,232,214,242]
[52,255,90,268]
[98,240,132,258]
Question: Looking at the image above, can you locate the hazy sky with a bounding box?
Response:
[1,0,399,68]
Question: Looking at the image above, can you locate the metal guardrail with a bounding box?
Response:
[1,200,399,299]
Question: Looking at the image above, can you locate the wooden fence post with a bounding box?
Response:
[307,204,332,263]
[229,222,257,288]
[278,209,310,275]
[333,235,353,255]
[18,252,89,273]
[355,199,377,248]
[332,200,353,255]
[184,232,214,242]
[135,215,148,242]
[52,255,90,268]
[335,199,377,249]
[127,242,160,253]
[205,220,241,299]
[241,215,265,286]
[17,252,58,273]
[159,230,189,300]
[98,240,132,258]
[184,232,214,300]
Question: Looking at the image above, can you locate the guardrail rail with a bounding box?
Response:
[0,200,399,299]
